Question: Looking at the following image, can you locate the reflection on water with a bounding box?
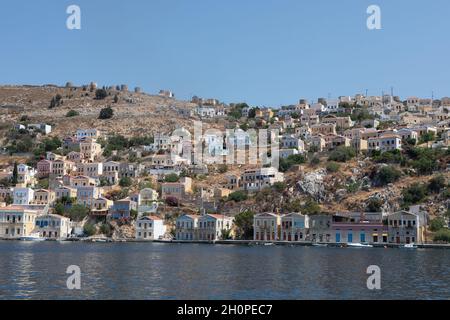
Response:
[0,241,449,300]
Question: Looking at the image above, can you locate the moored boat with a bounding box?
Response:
[346,243,373,248]
[20,233,45,242]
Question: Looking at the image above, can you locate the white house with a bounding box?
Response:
[34,214,72,239]
[76,129,100,141]
[280,213,309,241]
[367,134,402,152]
[135,216,166,240]
[13,187,34,205]
[197,214,234,241]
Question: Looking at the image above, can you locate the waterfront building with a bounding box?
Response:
[135,215,166,240]
[197,214,234,241]
[253,213,281,241]
[0,207,40,239]
[387,211,426,244]
[331,220,388,244]
[175,214,200,240]
[308,215,332,243]
[34,214,71,239]
[280,213,309,241]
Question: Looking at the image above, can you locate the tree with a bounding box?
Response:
[279,154,306,172]
[310,156,320,166]
[11,162,18,185]
[220,229,232,240]
[302,200,321,215]
[4,194,13,205]
[419,132,435,144]
[233,210,255,240]
[54,202,65,215]
[374,166,402,186]
[100,223,112,237]
[95,89,108,100]
[99,106,114,119]
[164,173,179,183]
[119,176,132,188]
[433,229,450,243]
[218,164,228,174]
[402,183,428,206]
[228,190,248,202]
[83,223,96,237]
[67,204,89,222]
[428,175,446,194]
[272,182,287,193]
[329,146,356,162]
[430,217,446,232]
[366,198,383,212]
[165,196,179,207]
[42,136,62,152]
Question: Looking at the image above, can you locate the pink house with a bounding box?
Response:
[37,160,53,178]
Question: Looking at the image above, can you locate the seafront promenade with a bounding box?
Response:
[2,237,450,249]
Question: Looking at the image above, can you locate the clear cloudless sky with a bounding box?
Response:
[0,0,449,106]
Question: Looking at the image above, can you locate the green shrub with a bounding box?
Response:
[329,146,356,162]
[326,162,340,173]
[302,200,321,215]
[310,156,320,166]
[228,190,248,202]
[374,166,402,186]
[119,177,132,187]
[99,106,114,119]
[67,204,89,222]
[95,89,108,100]
[428,175,446,194]
[366,198,383,212]
[272,182,287,193]
[66,110,79,117]
[402,183,428,206]
[83,223,96,237]
[279,154,306,172]
[433,229,450,243]
[164,173,179,183]
[430,217,446,232]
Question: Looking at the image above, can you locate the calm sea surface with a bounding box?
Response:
[0,241,449,300]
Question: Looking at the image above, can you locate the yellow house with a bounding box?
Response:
[0,207,40,239]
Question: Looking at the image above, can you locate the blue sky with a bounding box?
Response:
[0,0,449,106]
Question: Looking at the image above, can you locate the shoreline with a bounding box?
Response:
[1,238,450,249]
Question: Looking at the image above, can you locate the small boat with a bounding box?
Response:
[20,233,46,242]
[347,243,373,248]
[264,242,274,246]
[312,243,328,247]
[403,243,417,249]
